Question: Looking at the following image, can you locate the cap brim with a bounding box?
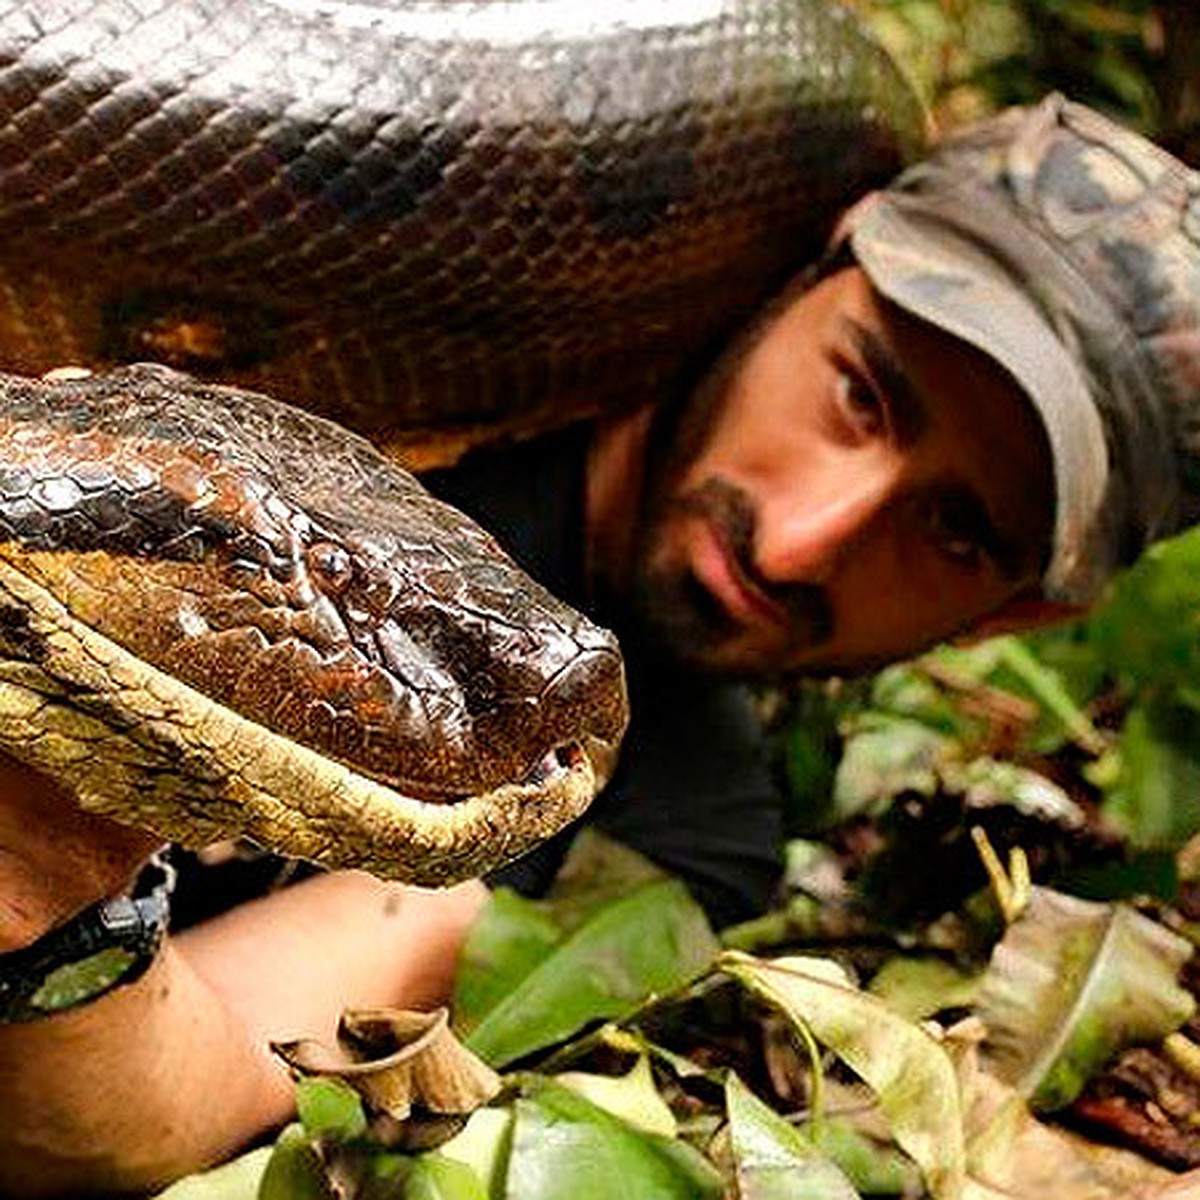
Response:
[850,199,1110,602]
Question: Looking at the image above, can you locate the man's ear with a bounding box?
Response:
[955,593,1088,644]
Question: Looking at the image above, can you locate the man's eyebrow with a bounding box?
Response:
[842,317,928,446]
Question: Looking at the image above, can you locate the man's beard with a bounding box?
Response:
[622,309,836,677]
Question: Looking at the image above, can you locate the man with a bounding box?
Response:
[2,95,1198,1193]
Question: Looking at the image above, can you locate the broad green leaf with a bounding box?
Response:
[556,1056,677,1137]
[151,1146,271,1200]
[872,660,978,738]
[1098,701,1200,849]
[402,1153,489,1200]
[257,1126,335,1200]
[868,957,981,1022]
[542,828,672,932]
[454,889,564,1034]
[989,637,1104,754]
[812,1118,920,1196]
[977,887,1196,1110]
[295,1077,367,1141]
[1088,526,1200,691]
[504,1079,722,1200]
[454,832,677,1037]
[439,1107,515,1197]
[721,951,966,1199]
[725,1072,860,1199]
[464,878,718,1068]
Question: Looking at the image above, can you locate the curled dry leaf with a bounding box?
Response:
[977,887,1195,1111]
[272,1006,501,1121]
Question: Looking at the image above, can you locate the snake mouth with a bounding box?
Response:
[520,736,618,794]
[514,741,586,794]
[353,638,628,805]
[358,736,615,807]
[357,718,624,807]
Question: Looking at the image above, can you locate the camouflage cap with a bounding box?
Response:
[844,93,1200,603]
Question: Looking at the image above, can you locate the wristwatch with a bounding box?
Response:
[0,852,175,1022]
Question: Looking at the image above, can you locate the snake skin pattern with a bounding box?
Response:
[0,0,923,880]
[0,0,923,446]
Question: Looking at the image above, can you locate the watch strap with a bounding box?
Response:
[0,852,174,1022]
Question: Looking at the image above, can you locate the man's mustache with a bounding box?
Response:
[673,478,834,644]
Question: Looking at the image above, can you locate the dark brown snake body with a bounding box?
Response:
[0,0,923,883]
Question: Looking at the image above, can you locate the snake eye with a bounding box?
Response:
[307,541,354,592]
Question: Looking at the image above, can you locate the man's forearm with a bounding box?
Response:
[0,872,488,1197]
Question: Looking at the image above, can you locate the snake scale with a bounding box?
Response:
[0,0,923,885]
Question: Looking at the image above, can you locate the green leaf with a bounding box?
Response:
[724,1073,860,1199]
[439,1107,515,1198]
[556,1056,677,1137]
[543,828,673,931]
[872,660,977,737]
[151,1146,272,1200]
[401,1154,489,1200]
[295,1077,367,1141]
[1099,701,1200,848]
[868,957,981,1022]
[977,886,1196,1111]
[1088,526,1200,692]
[990,637,1105,754]
[721,952,966,1199]
[454,889,564,1036]
[463,878,718,1068]
[455,831,679,1039]
[504,1079,723,1200]
[810,1118,920,1197]
[257,1126,335,1200]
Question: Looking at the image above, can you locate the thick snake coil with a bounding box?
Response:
[0,0,924,884]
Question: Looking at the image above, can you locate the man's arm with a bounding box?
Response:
[0,761,487,1197]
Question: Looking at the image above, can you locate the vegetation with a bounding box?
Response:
[852,0,1200,159]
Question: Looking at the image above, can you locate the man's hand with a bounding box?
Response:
[0,751,490,1196]
[0,756,163,949]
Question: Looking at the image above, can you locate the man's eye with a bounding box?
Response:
[925,491,987,569]
[833,368,885,437]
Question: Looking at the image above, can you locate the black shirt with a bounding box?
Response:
[423,425,783,928]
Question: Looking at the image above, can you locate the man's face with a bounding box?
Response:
[631,265,1055,677]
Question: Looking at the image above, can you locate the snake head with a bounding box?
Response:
[0,365,628,883]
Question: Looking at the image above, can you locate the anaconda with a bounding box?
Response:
[0,0,924,883]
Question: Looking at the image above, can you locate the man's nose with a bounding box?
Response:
[755,467,900,585]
